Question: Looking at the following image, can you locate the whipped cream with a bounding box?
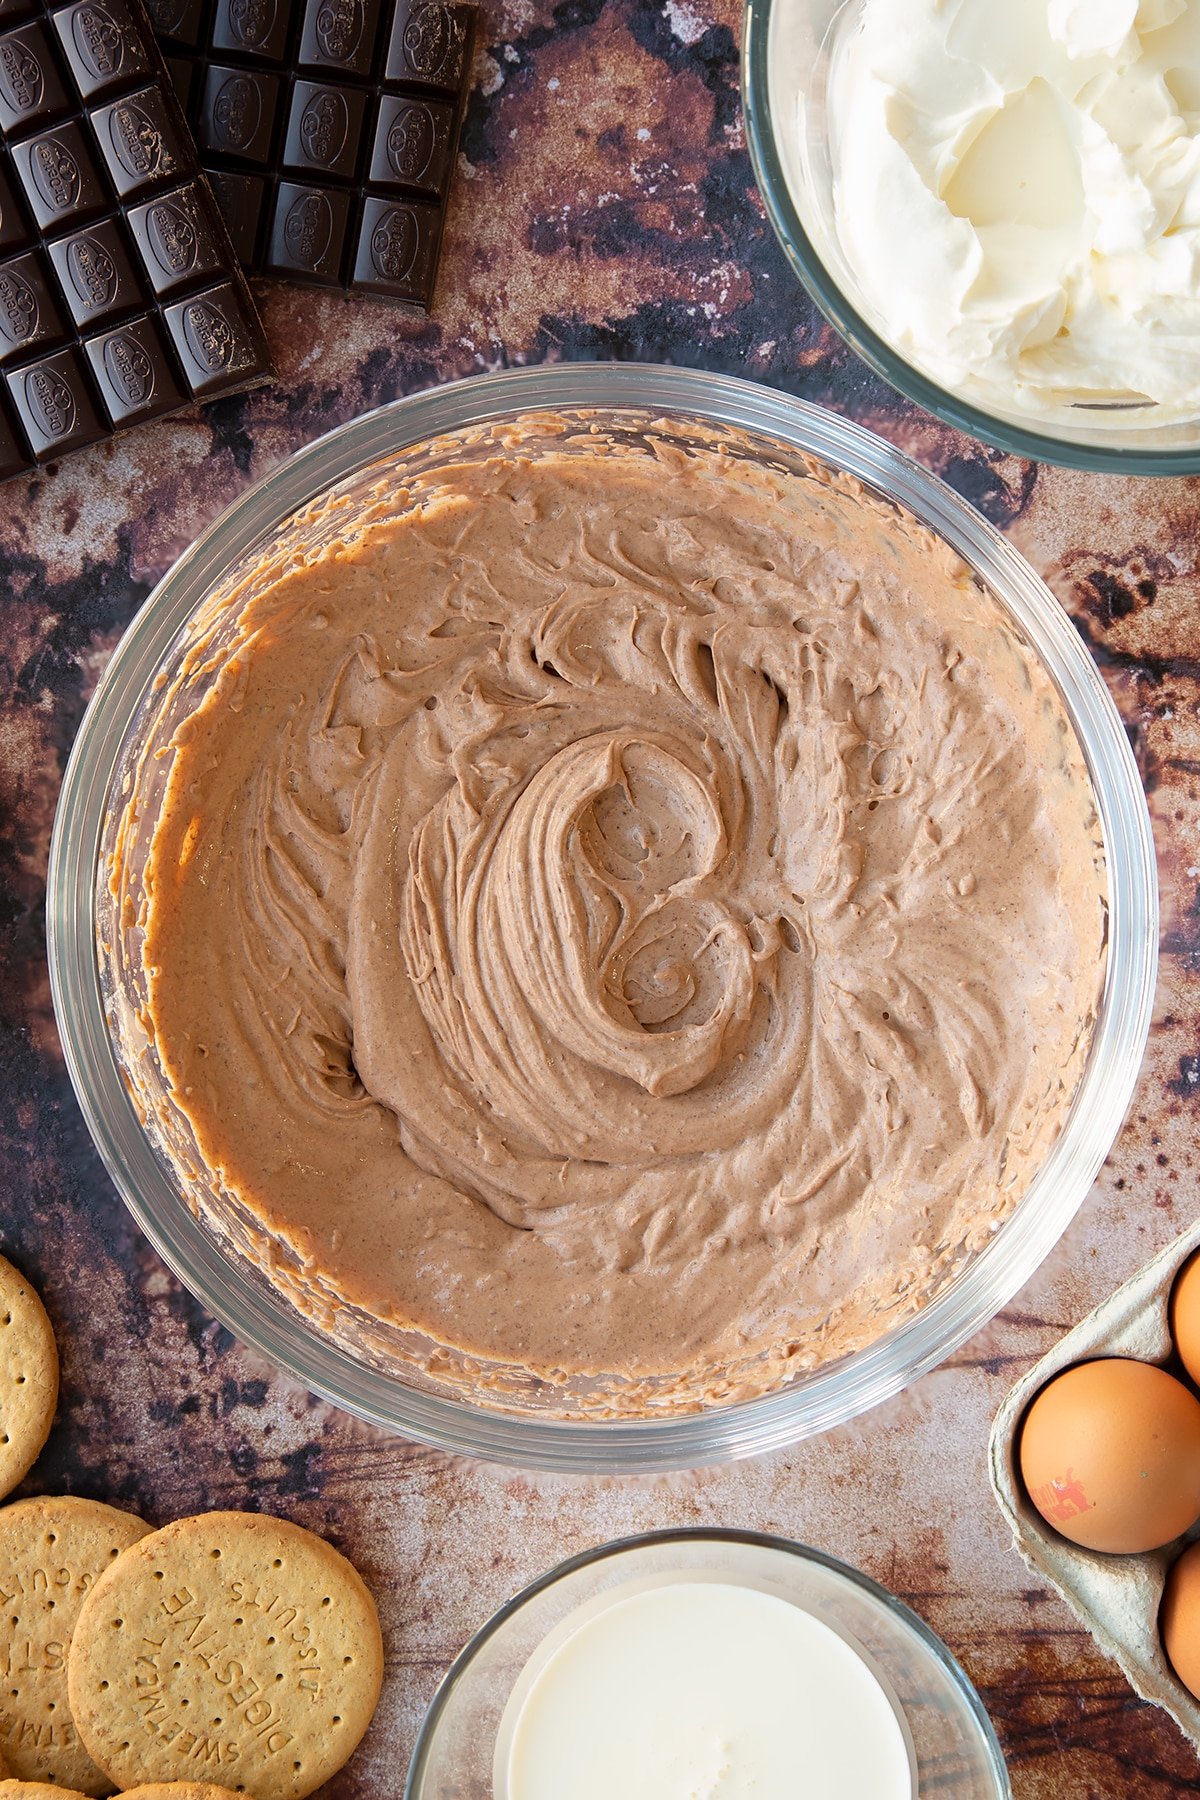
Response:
[826,0,1200,422]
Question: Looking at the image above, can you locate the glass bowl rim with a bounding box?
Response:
[741,0,1200,476]
[403,1525,1012,1799]
[46,359,1158,1473]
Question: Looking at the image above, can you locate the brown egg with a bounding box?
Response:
[1170,1249,1200,1389]
[1019,1357,1200,1554]
[1162,1540,1200,1700]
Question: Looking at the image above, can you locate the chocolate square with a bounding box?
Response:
[383,0,471,94]
[0,249,64,360]
[6,341,104,458]
[48,217,142,324]
[12,121,106,229]
[284,80,365,181]
[265,179,349,283]
[204,166,266,263]
[352,193,439,304]
[0,157,29,253]
[369,92,453,197]
[92,85,190,197]
[164,277,266,394]
[54,0,154,101]
[142,0,205,47]
[0,21,69,132]
[0,389,29,474]
[84,310,182,422]
[211,0,289,63]
[128,180,228,298]
[298,0,383,78]
[163,50,196,112]
[198,62,280,165]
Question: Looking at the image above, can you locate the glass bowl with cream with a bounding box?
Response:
[47,363,1156,1471]
[744,0,1200,471]
[406,1529,1010,1799]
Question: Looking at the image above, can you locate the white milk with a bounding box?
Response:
[495,1578,916,1800]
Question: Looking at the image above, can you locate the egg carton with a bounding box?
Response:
[989,1218,1200,1748]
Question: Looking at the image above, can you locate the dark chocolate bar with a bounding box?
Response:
[0,0,271,482]
[147,0,475,308]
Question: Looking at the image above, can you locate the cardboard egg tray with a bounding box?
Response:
[989,1218,1200,1748]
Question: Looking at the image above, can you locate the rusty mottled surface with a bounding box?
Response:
[2,2,1200,1794]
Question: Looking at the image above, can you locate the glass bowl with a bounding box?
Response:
[47,362,1157,1472]
[405,1528,1011,1799]
[743,0,1200,473]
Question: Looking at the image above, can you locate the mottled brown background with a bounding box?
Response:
[1,1,1199,1794]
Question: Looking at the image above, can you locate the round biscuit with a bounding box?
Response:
[0,1260,58,1502]
[119,1789,248,1799]
[67,1512,382,1800]
[0,1497,151,1794]
[0,1783,90,1796]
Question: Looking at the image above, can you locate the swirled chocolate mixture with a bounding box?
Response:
[138,427,1106,1411]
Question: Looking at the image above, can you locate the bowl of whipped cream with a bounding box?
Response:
[744,0,1200,470]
